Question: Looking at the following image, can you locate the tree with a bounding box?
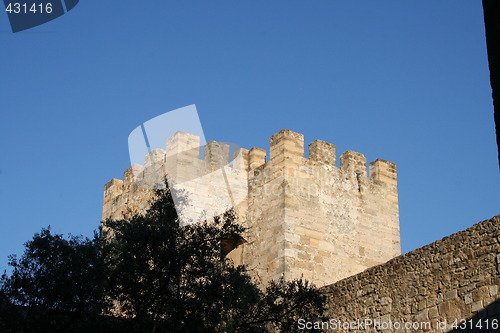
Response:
[0,227,103,313]
[0,180,325,332]
[101,182,326,332]
[249,278,327,332]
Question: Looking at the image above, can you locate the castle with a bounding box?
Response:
[102,129,400,287]
[102,129,500,331]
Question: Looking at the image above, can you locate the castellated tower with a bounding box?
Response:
[102,129,400,287]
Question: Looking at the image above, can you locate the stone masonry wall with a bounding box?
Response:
[321,215,500,333]
[239,130,400,286]
[102,129,401,287]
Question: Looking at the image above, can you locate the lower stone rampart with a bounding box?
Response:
[321,215,500,333]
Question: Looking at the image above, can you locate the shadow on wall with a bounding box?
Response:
[449,298,500,333]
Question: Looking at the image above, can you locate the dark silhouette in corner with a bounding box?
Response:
[482,0,500,168]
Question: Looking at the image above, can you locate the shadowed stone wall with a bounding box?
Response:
[321,216,500,333]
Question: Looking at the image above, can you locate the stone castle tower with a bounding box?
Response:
[102,129,400,287]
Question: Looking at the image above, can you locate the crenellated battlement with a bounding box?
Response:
[105,129,396,190]
[102,129,400,287]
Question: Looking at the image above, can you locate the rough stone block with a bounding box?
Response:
[166,131,201,158]
[204,141,230,170]
[270,129,304,160]
[309,139,336,166]
[248,147,266,169]
[370,159,397,185]
[340,150,367,177]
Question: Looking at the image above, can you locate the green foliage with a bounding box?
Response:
[1,181,326,332]
[0,227,103,313]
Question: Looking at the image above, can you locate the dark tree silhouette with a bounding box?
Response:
[0,227,103,313]
[101,182,326,332]
[1,181,325,332]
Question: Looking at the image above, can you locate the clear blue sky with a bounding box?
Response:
[0,1,498,273]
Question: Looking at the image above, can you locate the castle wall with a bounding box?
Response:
[321,215,500,333]
[239,130,400,286]
[102,129,401,287]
